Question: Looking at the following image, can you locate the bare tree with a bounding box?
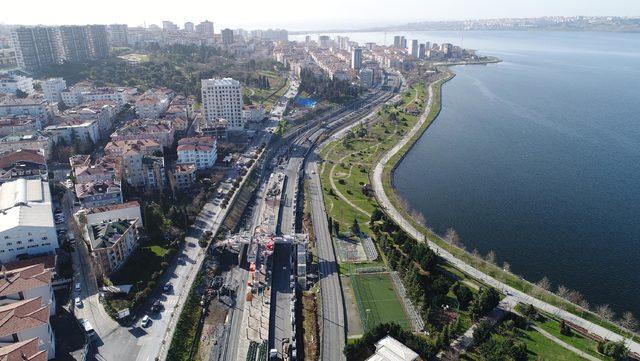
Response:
[503,262,511,273]
[445,227,460,245]
[557,285,570,299]
[536,276,551,291]
[578,299,591,311]
[485,250,496,265]
[472,249,481,258]
[620,311,639,331]
[596,304,615,321]
[411,211,426,227]
[566,289,585,304]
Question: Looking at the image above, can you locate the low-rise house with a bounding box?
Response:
[0,116,42,137]
[61,82,134,108]
[0,337,48,360]
[0,297,55,358]
[176,135,217,170]
[0,133,53,160]
[82,201,143,229]
[86,219,139,277]
[0,179,58,264]
[0,149,48,183]
[75,179,122,208]
[68,154,91,169]
[168,163,196,192]
[0,95,49,121]
[110,120,175,148]
[0,263,55,315]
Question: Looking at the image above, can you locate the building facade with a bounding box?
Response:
[201,78,243,130]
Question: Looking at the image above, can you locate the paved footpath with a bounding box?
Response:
[371,79,640,354]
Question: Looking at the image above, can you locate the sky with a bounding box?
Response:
[1,0,639,30]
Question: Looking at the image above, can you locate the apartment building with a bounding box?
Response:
[64,101,117,138]
[0,95,49,120]
[107,24,129,47]
[201,78,243,130]
[11,26,63,71]
[0,116,42,137]
[0,74,34,95]
[110,120,175,147]
[177,135,217,170]
[195,21,214,37]
[42,78,66,103]
[168,163,196,192]
[0,179,58,264]
[82,201,143,229]
[0,133,53,160]
[44,118,100,146]
[86,219,139,277]
[134,88,175,118]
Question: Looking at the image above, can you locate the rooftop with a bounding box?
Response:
[0,264,52,298]
[0,298,49,338]
[0,179,53,233]
[0,337,47,361]
[88,219,136,250]
[86,200,140,215]
[0,149,45,169]
[366,336,419,361]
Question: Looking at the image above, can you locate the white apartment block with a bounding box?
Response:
[0,75,34,95]
[42,78,66,103]
[44,118,100,145]
[0,179,58,264]
[0,96,49,120]
[0,133,53,160]
[177,135,217,170]
[82,201,143,229]
[201,78,244,130]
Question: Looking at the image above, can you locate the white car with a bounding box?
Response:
[141,315,151,328]
[74,282,81,292]
[74,297,82,307]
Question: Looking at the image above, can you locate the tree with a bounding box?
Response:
[596,304,615,321]
[351,218,361,235]
[15,89,28,98]
[485,250,496,265]
[557,285,570,299]
[602,341,629,360]
[473,320,493,345]
[444,227,460,245]
[536,276,551,291]
[559,319,572,336]
[502,262,511,273]
[451,282,473,310]
[620,311,638,331]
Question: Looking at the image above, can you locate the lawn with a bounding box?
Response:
[535,316,602,359]
[350,273,411,332]
[517,328,587,360]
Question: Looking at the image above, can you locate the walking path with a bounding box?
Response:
[533,325,602,361]
[370,78,640,354]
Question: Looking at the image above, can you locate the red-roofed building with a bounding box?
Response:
[0,298,54,358]
[0,264,55,315]
[0,149,47,183]
[0,337,47,361]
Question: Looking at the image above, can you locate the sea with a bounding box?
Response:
[292,30,640,317]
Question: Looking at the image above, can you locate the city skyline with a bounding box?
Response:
[1,0,640,30]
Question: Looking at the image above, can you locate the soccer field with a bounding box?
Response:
[350,273,411,331]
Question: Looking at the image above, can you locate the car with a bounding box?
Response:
[74,297,82,307]
[74,282,81,292]
[151,300,163,312]
[141,315,151,328]
[163,283,173,292]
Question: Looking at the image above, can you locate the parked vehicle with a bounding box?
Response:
[141,315,151,328]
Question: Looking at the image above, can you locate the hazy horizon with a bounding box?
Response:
[1,0,639,31]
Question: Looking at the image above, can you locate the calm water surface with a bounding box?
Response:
[297,31,640,316]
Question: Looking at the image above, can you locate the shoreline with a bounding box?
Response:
[372,66,640,347]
